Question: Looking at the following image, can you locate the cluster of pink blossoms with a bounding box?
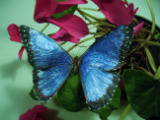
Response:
[7,0,143,60]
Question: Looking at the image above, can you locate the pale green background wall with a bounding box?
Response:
[0,0,160,120]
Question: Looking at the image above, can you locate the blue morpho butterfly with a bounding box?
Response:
[19,23,133,111]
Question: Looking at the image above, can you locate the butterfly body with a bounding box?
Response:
[19,23,133,110]
[73,56,79,76]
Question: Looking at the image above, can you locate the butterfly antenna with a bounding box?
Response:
[69,45,76,57]
[76,44,83,57]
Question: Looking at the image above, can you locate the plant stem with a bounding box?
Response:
[98,22,116,28]
[79,7,100,11]
[144,46,156,72]
[133,17,139,24]
[89,32,107,35]
[67,36,95,52]
[133,39,160,46]
[78,8,102,22]
[141,28,152,34]
[40,23,50,32]
[154,66,160,79]
[119,104,131,120]
[136,0,155,51]
[60,41,67,45]
[134,66,154,77]
[77,8,91,22]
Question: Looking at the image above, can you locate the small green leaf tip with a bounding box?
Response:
[154,33,160,40]
[29,88,38,100]
[53,2,77,19]
[57,72,86,112]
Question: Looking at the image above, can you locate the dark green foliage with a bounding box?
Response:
[57,72,86,112]
[123,69,160,119]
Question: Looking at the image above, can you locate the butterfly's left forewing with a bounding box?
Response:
[19,25,73,102]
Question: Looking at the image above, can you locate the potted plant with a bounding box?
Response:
[6,0,160,120]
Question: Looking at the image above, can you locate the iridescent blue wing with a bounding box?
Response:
[80,65,120,110]
[19,25,73,102]
[81,23,133,71]
[80,23,133,110]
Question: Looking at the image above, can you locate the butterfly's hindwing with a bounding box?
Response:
[80,64,120,110]
[19,25,73,102]
[33,65,72,102]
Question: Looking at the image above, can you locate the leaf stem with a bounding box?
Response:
[77,8,92,22]
[133,17,139,24]
[119,104,131,120]
[141,28,152,34]
[60,41,67,45]
[67,36,95,52]
[136,0,155,51]
[78,8,102,22]
[78,7,100,12]
[144,46,156,72]
[89,32,107,35]
[133,39,160,46]
[154,66,160,79]
[134,66,154,77]
[98,22,116,28]
[40,23,50,32]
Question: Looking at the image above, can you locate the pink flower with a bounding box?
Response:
[134,21,144,35]
[34,0,89,43]
[7,24,24,60]
[50,28,79,43]
[19,105,48,120]
[92,0,138,25]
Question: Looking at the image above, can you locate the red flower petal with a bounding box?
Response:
[35,118,47,120]
[34,0,57,22]
[35,118,44,120]
[134,21,144,35]
[18,46,25,60]
[32,105,48,117]
[92,0,138,25]
[19,109,36,120]
[7,24,21,43]
[45,14,89,39]
[50,29,80,43]
[58,0,87,4]
[54,4,73,14]
[128,3,138,21]
[55,0,87,13]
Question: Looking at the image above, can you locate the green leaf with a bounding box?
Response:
[53,0,77,19]
[57,72,86,112]
[29,88,38,100]
[95,87,121,120]
[122,69,160,119]
[154,33,160,40]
